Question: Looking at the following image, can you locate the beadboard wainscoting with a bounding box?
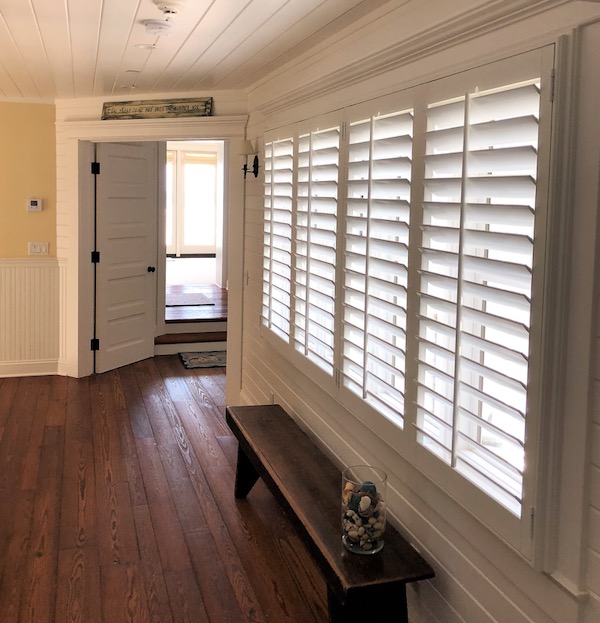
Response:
[0,259,60,376]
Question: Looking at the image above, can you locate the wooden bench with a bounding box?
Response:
[226,404,434,623]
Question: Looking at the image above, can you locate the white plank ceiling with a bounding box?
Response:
[0,0,394,101]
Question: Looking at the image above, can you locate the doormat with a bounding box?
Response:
[179,351,226,369]
[166,293,214,307]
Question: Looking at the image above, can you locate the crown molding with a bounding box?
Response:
[255,0,571,116]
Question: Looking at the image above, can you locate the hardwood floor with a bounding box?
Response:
[165,284,227,323]
[0,357,327,623]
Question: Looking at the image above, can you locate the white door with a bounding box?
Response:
[95,142,159,373]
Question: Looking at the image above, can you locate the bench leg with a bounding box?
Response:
[327,585,408,623]
[234,446,260,498]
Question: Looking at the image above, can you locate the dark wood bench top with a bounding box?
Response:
[226,404,434,610]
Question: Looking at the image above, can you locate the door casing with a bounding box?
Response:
[62,115,247,405]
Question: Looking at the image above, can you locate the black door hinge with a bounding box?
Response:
[91,250,100,263]
[90,338,100,351]
[91,161,100,175]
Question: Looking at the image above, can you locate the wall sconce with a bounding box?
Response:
[240,140,259,179]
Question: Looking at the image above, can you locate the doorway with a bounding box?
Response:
[61,116,246,399]
[164,139,227,323]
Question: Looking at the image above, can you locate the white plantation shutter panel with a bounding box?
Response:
[342,110,413,424]
[416,80,541,516]
[292,127,340,376]
[262,138,294,342]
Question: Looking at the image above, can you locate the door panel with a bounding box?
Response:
[95,142,158,373]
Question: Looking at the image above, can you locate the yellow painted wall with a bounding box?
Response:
[0,102,56,258]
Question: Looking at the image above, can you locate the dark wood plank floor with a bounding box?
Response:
[0,357,327,623]
[166,285,227,323]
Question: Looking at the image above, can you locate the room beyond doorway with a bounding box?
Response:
[166,256,227,323]
[166,256,217,285]
[164,138,226,324]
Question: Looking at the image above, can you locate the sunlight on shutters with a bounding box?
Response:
[263,138,294,342]
[416,80,540,516]
[294,127,340,375]
[342,110,413,426]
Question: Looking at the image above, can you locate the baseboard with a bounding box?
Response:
[0,359,60,378]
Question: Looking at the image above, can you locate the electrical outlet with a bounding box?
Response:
[28,242,49,255]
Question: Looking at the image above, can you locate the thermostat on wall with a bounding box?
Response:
[27,198,43,212]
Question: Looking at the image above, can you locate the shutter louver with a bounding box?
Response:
[263,138,294,342]
[416,80,541,516]
[293,127,340,375]
[342,110,414,425]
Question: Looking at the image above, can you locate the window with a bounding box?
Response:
[261,48,554,555]
[294,127,340,376]
[166,148,218,255]
[342,109,413,427]
[262,117,341,384]
[416,80,542,517]
[263,137,294,342]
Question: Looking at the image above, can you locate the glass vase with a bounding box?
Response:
[341,465,387,554]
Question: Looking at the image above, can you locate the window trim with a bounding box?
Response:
[166,143,221,256]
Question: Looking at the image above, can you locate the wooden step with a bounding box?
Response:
[154,331,227,345]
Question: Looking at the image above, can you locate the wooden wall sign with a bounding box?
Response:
[101,97,213,120]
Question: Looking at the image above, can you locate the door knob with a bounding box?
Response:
[147,266,156,273]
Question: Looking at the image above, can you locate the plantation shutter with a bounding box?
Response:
[262,137,294,342]
[416,80,541,516]
[342,110,413,425]
[293,126,340,375]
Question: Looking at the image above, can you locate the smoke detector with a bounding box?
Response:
[152,0,186,15]
[143,19,174,35]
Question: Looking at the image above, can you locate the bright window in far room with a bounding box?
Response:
[166,147,219,255]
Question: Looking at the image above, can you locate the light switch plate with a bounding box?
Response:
[28,242,49,255]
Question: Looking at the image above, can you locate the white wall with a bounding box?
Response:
[239,1,600,621]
